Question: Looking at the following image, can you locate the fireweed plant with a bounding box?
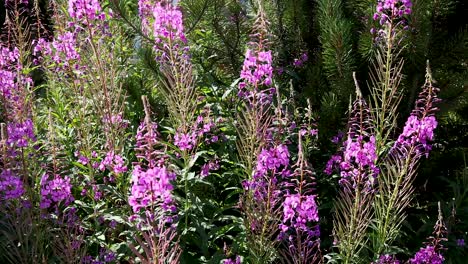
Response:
[0,0,456,263]
[135,0,232,261]
[235,4,321,263]
[3,0,130,261]
[325,85,377,263]
[127,96,181,263]
[0,0,50,262]
[325,0,443,262]
[235,6,278,263]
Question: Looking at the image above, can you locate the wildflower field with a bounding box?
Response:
[0,0,467,263]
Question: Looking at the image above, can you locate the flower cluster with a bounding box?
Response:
[392,72,440,158]
[254,144,290,178]
[371,0,412,41]
[0,46,20,99]
[92,184,103,200]
[373,0,412,25]
[75,151,90,165]
[395,115,437,157]
[238,49,274,98]
[200,159,220,177]
[135,121,159,150]
[0,46,19,67]
[293,52,309,68]
[40,174,74,209]
[68,0,106,23]
[33,33,83,73]
[139,0,188,62]
[409,246,444,264]
[374,254,400,264]
[324,154,341,175]
[331,131,345,144]
[82,248,116,264]
[174,114,217,152]
[243,144,290,203]
[98,150,127,174]
[0,169,25,201]
[0,46,34,119]
[138,0,153,30]
[6,119,36,149]
[456,238,465,247]
[174,131,197,151]
[128,165,176,214]
[277,135,321,263]
[341,135,379,186]
[34,0,112,69]
[102,113,129,131]
[279,193,319,236]
[223,256,242,264]
[1,45,36,158]
[325,135,379,189]
[130,118,176,216]
[151,3,186,44]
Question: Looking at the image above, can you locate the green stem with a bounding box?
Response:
[375,146,414,255]
[183,151,190,229]
[377,23,394,153]
[343,186,362,264]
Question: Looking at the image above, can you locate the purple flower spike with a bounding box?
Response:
[129,165,176,213]
[280,193,319,235]
[0,170,25,201]
[68,0,106,23]
[374,254,401,264]
[40,174,74,209]
[139,0,188,63]
[239,48,274,99]
[6,119,36,149]
[409,246,444,264]
[223,256,242,264]
[374,0,412,23]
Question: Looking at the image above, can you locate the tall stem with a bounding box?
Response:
[377,23,394,153]
[375,146,415,255]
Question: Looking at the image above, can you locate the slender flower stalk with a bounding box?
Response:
[138,0,195,131]
[327,83,376,263]
[128,96,181,263]
[0,43,36,201]
[279,135,321,264]
[236,5,274,176]
[34,0,129,186]
[138,0,203,231]
[373,63,440,256]
[369,0,412,154]
[241,143,288,263]
[130,96,176,220]
[409,203,447,264]
[0,3,50,262]
[235,5,285,262]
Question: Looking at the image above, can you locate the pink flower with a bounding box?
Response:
[409,246,444,264]
[99,151,127,174]
[239,49,274,98]
[0,170,25,201]
[68,0,105,23]
[174,131,197,151]
[40,174,74,209]
[129,165,176,213]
